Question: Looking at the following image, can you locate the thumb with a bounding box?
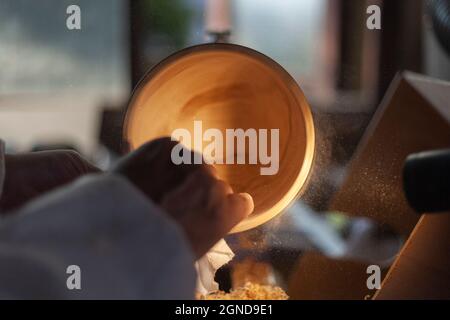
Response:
[223,192,254,231]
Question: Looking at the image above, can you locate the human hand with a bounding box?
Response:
[112,137,254,257]
[161,165,253,258]
[0,150,100,212]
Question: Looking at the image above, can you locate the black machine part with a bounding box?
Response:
[403,149,450,213]
[428,0,450,56]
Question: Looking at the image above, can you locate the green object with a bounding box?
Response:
[140,0,192,48]
[325,211,350,231]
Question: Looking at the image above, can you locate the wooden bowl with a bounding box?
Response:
[123,44,315,233]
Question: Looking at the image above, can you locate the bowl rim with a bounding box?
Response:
[122,43,315,233]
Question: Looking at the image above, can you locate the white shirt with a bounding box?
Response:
[0,140,196,299]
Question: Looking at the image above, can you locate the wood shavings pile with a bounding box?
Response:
[199,282,288,300]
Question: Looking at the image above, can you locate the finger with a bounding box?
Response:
[227,193,254,222]
[113,137,202,203]
[206,179,233,210]
[192,192,254,257]
[161,166,215,215]
[203,164,219,179]
[219,192,254,232]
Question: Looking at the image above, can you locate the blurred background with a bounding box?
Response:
[1,0,449,210]
[1,0,449,157]
[0,0,449,298]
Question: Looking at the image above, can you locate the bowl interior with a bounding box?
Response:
[124,45,315,232]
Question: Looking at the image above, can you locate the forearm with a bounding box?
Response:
[0,147,100,213]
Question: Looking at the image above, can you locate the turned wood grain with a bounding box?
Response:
[123,44,315,233]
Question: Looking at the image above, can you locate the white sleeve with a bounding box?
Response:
[0,174,196,299]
